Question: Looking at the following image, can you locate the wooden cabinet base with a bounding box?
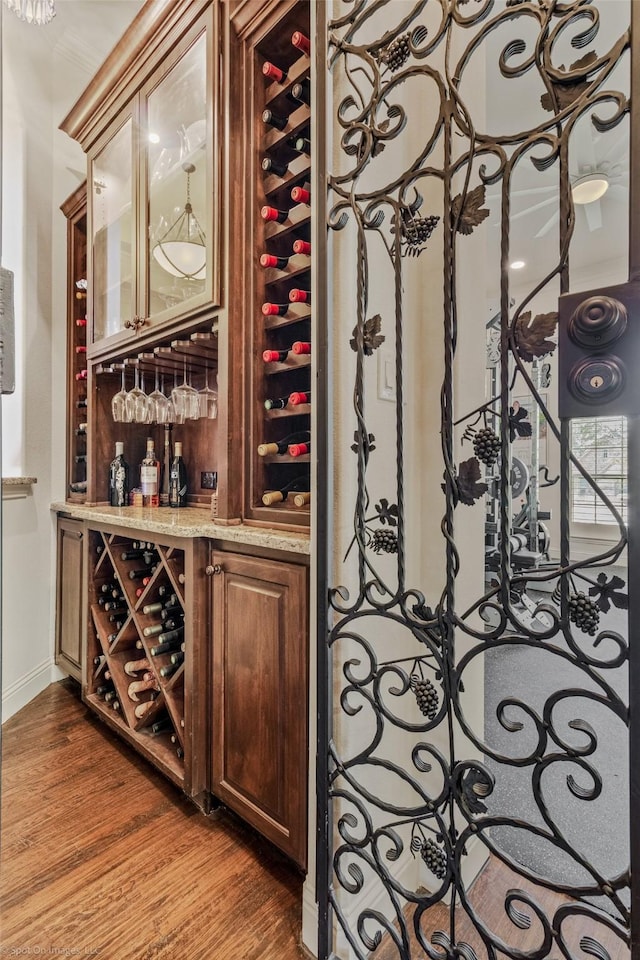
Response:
[211,551,309,869]
[55,516,85,680]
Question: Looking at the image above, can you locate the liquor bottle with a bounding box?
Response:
[262,60,287,83]
[140,437,160,506]
[262,109,288,131]
[169,441,188,508]
[124,657,151,677]
[261,476,309,506]
[160,423,171,507]
[261,206,289,224]
[293,136,311,155]
[289,288,310,304]
[289,440,311,457]
[292,239,311,255]
[109,442,130,508]
[289,390,310,405]
[290,186,310,205]
[260,254,290,270]
[292,30,311,55]
[262,301,289,316]
[291,78,311,105]
[75,369,88,381]
[261,156,288,177]
[257,430,310,457]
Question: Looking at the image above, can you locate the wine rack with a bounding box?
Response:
[85,530,189,787]
[247,3,312,527]
[62,183,89,502]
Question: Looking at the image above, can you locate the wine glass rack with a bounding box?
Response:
[62,184,88,503]
[248,5,312,527]
[86,530,188,787]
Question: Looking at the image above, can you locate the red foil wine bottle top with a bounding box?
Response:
[291,186,310,204]
[288,288,310,303]
[262,60,286,83]
[262,349,286,362]
[262,302,286,316]
[292,239,311,255]
[260,254,280,268]
[261,205,287,223]
[292,341,311,355]
[289,391,309,405]
[288,442,310,457]
[291,31,311,55]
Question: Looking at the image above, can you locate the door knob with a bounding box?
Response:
[205,563,223,576]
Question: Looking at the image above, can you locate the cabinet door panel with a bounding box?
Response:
[212,552,308,869]
[55,517,85,680]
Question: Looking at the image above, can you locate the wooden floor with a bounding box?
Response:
[0,680,306,959]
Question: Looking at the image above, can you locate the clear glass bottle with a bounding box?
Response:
[140,437,160,506]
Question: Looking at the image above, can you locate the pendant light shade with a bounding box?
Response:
[152,162,206,281]
[2,0,55,24]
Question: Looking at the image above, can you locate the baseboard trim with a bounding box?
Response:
[2,658,52,723]
[301,875,319,958]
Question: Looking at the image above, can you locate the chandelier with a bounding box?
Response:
[2,0,55,24]
[152,162,206,281]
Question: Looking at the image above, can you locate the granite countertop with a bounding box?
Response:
[50,502,310,555]
[3,477,37,485]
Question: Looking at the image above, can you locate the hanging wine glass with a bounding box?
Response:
[198,366,218,419]
[148,370,169,424]
[168,370,185,424]
[172,356,199,420]
[135,370,150,424]
[111,367,127,422]
[124,366,145,423]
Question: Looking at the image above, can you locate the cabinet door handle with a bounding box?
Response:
[76,530,84,540]
[205,563,223,576]
[125,315,146,330]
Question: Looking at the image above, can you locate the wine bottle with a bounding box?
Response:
[292,340,311,354]
[161,605,183,621]
[261,156,288,177]
[162,616,184,631]
[124,657,151,677]
[169,441,188,508]
[104,689,118,703]
[291,78,310,105]
[260,254,289,270]
[262,301,289,317]
[293,136,311,155]
[140,438,160,506]
[69,481,87,493]
[111,700,121,713]
[74,454,87,464]
[261,206,289,224]
[262,109,288,131]
[75,423,87,436]
[170,651,185,667]
[293,492,311,507]
[143,623,165,638]
[257,430,310,456]
[264,396,289,411]
[121,548,146,561]
[291,30,311,55]
[75,290,87,300]
[290,185,310,205]
[288,288,310,303]
[160,423,171,507]
[75,345,87,354]
[289,440,311,457]
[75,369,88,381]
[76,398,88,408]
[104,601,126,614]
[93,655,104,668]
[97,684,114,699]
[261,475,309,506]
[159,661,181,679]
[292,239,311,255]
[263,348,289,363]
[100,582,115,594]
[109,442,130,508]
[75,317,88,327]
[289,390,310,405]
[142,601,163,615]
[151,717,172,734]
[127,677,159,702]
[262,60,287,83]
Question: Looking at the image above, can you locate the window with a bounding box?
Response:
[571,417,627,524]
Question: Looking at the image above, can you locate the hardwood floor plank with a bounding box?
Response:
[1,681,306,959]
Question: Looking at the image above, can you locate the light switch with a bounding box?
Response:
[377,348,396,402]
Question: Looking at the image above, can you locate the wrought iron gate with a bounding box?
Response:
[317,2,639,957]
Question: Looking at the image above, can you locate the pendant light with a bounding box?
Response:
[2,0,55,24]
[152,162,206,281]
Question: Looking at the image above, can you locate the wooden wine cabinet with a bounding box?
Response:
[61,184,88,503]
[84,525,208,801]
[232,0,312,528]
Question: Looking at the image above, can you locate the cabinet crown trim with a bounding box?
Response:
[59,0,211,150]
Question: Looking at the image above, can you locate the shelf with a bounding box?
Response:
[264,201,310,242]
[261,102,310,152]
[263,354,311,375]
[264,403,311,419]
[263,302,310,330]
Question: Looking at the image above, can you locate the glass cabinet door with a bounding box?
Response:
[144,30,211,320]
[91,117,134,341]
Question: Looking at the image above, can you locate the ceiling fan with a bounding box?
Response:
[492,122,628,239]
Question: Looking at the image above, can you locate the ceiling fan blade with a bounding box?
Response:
[583,199,602,232]
[510,196,558,222]
[571,114,598,174]
[488,185,557,204]
[601,131,629,165]
[534,211,559,239]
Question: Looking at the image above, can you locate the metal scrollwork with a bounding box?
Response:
[321,2,632,958]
